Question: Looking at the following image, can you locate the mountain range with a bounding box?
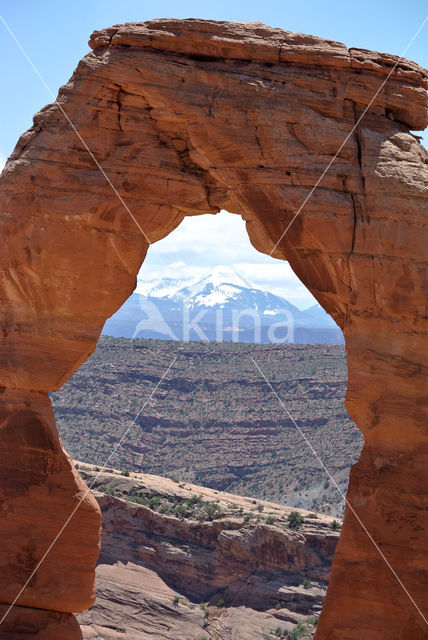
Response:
[102,266,344,344]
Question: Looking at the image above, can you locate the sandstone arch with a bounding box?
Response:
[0,18,427,639]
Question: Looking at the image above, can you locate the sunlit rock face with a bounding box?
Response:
[0,18,426,639]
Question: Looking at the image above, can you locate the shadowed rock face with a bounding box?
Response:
[0,18,427,639]
[0,604,83,640]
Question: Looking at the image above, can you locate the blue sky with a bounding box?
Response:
[1,1,427,308]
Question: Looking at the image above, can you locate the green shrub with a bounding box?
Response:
[266,516,275,525]
[100,486,116,496]
[120,469,130,477]
[287,511,304,530]
[126,494,145,504]
[289,620,306,639]
[159,504,171,514]
[149,496,161,510]
[204,503,220,520]
[331,519,340,530]
[217,598,224,608]
[175,504,187,518]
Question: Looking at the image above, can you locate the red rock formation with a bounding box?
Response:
[0,18,427,638]
[0,391,100,635]
[0,604,83,640]
[78,464,339,638]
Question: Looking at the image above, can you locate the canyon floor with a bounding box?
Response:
[77,463,341,639]
[53,338,363,517]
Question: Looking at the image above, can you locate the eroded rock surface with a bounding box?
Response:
[0,18,427,638]
[0,391,100,615]
[0,605,82,640]
[78,464,337,638]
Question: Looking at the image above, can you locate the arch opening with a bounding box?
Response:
[51,208,358,638]
[54,209,356,515]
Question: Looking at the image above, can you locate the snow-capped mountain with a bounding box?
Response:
[136,276,193,298]
[103,267,343,344]
[173,266,255,307]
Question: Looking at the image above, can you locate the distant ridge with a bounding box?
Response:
[103,266,343,344]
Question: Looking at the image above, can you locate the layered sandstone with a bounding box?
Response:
[78,464,339,638]
[0,18,427,638]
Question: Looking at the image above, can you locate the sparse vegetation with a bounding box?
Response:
[288,511,304,530]
[288,621,307,639]
[175,504,187,519]
[53,338,361,518]
[78,463,338,639]
[99,486,116,496]
[126,494,145,504]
